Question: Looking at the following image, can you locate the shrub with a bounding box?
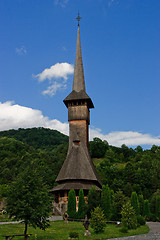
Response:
[149,213,157,222]
[90,206,106,233]
[120,226,128,233]
[121,201,137,230]
[137,215,146,226]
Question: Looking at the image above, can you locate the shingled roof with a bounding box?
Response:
[63,90,94,108]
[51,182,101,192]
[55,142,102,188]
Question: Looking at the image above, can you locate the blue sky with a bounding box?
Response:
[0,0,160,148]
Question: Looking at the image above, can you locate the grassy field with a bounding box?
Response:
[0,221,149,240]
[0,214,11,222]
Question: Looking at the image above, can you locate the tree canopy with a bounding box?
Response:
[6,162,52,239]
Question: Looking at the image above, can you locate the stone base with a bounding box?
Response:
[84,230,91,236]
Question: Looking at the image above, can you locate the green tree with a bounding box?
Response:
[112,190,126,220]
[155,195,160,221]
[143,200,150,219]
[110,189,114,204]
[138,194,144,216]
[123,182,133,197]
[121,144,135,159]
[78,189,86,219]
[6,165,51,240]
[67,189,76,218]
[89,138,108,158]
[135,146,143,153]
[101,185,111,220]
[105,148,116,162]
[87,186,100,218]
[150,189,160,215]
[123,162,135,185]
[121,201,137,230]
[90,206,106,233]
[110,189,114,215]
[130,192,139,216]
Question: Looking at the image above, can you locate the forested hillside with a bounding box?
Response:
[0,128,160,202]
[0,128,68,187]
[91,139,160,200]
[0,127,68,151]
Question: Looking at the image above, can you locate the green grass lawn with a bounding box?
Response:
[0,214,11,222]
[0,221,149,240]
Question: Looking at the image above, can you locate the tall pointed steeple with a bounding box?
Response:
[52,15,102,213]
[73,26,85,92]
[63,21,94,109]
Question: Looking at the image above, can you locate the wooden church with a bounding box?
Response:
[52,16,102,213]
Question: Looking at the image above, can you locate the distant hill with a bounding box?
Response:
[0,127,68,151]
[0,137,35,184]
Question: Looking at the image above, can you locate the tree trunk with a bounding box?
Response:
[24,221,28,240]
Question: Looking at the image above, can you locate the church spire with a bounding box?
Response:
[51,15,102,206]
[72,15,85,92]
[63,14,94,109]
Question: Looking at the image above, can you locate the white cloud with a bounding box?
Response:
[0,101,69,135]
[34,62,74,96]
[35,63,74,82]
[42,81,67,96]
[90,128,160,147]
[16,46,27,55]
[0,101,160,148]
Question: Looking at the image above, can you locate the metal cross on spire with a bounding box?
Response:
[76,12,82,26]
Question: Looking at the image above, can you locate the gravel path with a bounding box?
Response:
[106,222,160,240]
[0,221,22,225]
[0,216,63,225]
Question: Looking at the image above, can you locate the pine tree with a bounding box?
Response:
[130,192,139,216]
[87,186,100,218]
[150,190,160,215]
[121,201,137,230]
[110,189,114,219]
[138,194,144,216]
[67,189,76,218]
[112,190,126,220]
[90,206,106,233]
[155,195,160,220]
[110,189,114,204]
[101,185,111,220]
[78,189,86,219]
[143,199,150,219]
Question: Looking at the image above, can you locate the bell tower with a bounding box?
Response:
[52,15,102,213]
[64,23,94,150]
